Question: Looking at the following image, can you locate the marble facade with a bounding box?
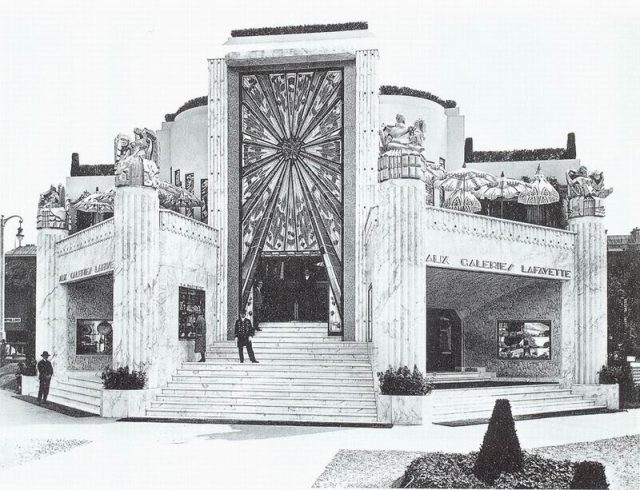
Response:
[35,25,613,422]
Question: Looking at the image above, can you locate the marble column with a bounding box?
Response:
[112,181,159,383]
[373,178,427,371]
[569,214,607,384]
[208,58,228,342]
[35,208,69,376]
[354,49,379,341]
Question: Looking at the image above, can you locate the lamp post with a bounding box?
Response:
[0,215,24,341]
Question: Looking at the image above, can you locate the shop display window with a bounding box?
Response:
[497,320,551,360]
[76,319,113,355]
[179,287,205,340]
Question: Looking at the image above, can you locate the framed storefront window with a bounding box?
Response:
[76,319,113,355]
[497,320,551,360]
[179,287,205,340]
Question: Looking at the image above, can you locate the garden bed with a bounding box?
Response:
[313,435,639,488]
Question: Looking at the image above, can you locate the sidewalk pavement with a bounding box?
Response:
[0,389,638,489]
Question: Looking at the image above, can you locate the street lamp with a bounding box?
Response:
[0,214,24,341]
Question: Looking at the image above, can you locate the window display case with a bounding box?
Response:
[178,287,205,340]
[497,320,551,360]
[76,319,113,355]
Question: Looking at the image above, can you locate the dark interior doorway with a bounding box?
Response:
[256,255,329,323]
[427,308,462,372]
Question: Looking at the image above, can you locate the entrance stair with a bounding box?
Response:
[48,371,102,415]
[146,322,379,424]
[430,383,608,424]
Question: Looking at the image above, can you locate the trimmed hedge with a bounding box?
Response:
[473,399,523,482]
[165,95,208,122]
[380,85,457,109]
[377,366,433,396]
[398,452,577,488]
[470,148,568,162]
[70,152,114,176]
[101,366,146,390]
[570,461,609,489]
[231,21,368,38]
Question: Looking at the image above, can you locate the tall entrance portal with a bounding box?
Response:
[239,68,344,332]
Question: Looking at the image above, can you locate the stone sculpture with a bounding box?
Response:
[37,185,67,229]
[114,128,159,188]
[566,166,613,199]
[379,114,426,156]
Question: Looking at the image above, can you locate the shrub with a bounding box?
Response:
[231,21,368,38]
[379,85,456,109]
[472,147,568,162]
[101,366,146,390]
[377,366,433,396]
[165,96,208,122]
[473,399,523,483]
[570,461,609,489]
[598,363,639,408]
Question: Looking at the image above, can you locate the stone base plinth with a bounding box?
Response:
[377,394,432,425]
[571,384,619,410]
[21,376,39,397]
[101,389,159,418]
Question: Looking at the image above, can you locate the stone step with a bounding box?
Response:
[255,329,329,335]
[432,400,604,422]
[171,375,373,385]
[46,392,101,414]
[205,352,370,361]
[251,338,343,344]
[151,400,376,412]
[432,389,574,407]
[431,384,562,398]
[165,381,374,393]
[432,393,584,414]
[156,391,374,402]
[49,385,102,405]
[51,379,103,398]
[183,360,373,368]
[66,374,103,388]
[258,322,326,328]
[145,409,378,424]
[209,342,364,349]
[207,346,368,355]
[175,369,372,379]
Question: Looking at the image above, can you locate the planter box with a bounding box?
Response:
[101,388,159,418]
[378,394,432,425]
[21,376,39,397]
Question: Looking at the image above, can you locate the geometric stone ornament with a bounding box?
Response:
[566,165,612,217]
[36,184,68,229]
[114,127,159,188]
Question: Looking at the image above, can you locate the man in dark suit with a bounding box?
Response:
[234,309,259,363]
[37,351,54,404]
[253,280,264,331]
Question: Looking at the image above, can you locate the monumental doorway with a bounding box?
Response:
[239,68,344,331]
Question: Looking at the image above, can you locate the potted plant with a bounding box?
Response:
[100,365,155,418]
[377,366,433,425]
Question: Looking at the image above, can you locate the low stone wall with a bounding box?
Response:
[571,384,619,410]
[377,394,432,425]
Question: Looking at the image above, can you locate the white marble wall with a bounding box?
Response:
[155,210,218,387]
[369,179,427,371]
[36,227,69,377]
[354,49,379,341]
[569,216,608,384]
[208,58,228,342]
[112,186,159,379]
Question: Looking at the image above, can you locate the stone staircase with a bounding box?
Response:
[428,370,496,385]
[146,322,379,424]
[430,383,608,424]
[48,371,102,415]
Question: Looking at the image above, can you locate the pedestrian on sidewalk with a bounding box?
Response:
[37,351,53,404]
[194,313,206,362]
[234,309,259,364]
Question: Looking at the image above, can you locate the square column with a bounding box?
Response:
[208,58,228,342]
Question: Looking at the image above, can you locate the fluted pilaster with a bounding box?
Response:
[373,179,426,370]
[569,216,607,384]
[208,58,228,341]
[36,227,69,374]
[355,49,379,341]
[112,186,159,373]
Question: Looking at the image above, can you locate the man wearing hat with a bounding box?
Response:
[37,351,54,404]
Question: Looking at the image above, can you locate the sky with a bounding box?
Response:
[0,0,638,251]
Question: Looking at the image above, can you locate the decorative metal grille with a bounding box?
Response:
[239,69,344,314]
